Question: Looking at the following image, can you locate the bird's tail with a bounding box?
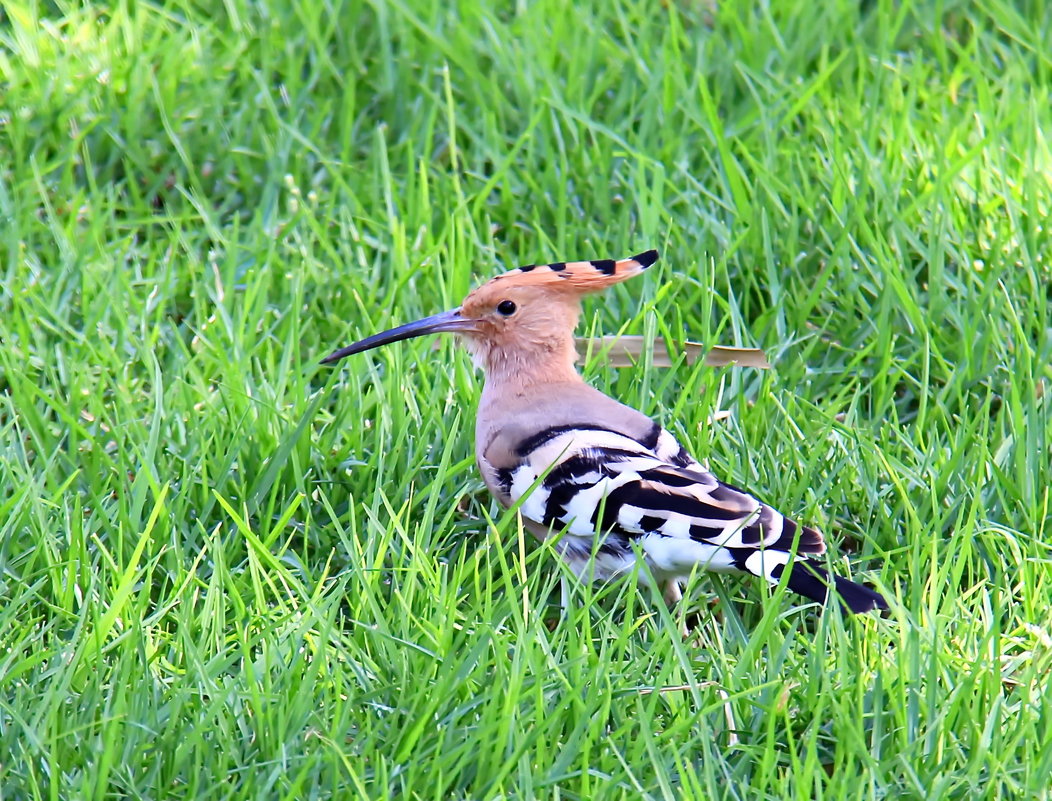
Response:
[779,560,887,614]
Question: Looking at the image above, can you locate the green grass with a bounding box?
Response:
[1,0,1050,797]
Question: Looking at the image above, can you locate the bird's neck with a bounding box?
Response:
[474,343,586,460]
[477,340,583,399]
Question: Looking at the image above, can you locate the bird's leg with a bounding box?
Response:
[660,579,693,639]
[662,579,683,606]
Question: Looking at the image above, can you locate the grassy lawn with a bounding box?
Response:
[2,0,1050,797]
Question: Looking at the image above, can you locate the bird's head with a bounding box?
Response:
[321,250,658,379]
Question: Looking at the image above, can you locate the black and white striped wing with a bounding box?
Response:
[500,425,825,581]
[501,423,887,612]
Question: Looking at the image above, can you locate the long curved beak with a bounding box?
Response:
[320,309,476,365]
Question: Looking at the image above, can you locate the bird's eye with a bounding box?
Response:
[496,300,517,316]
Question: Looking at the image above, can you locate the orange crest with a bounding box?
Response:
[485,249,657,293]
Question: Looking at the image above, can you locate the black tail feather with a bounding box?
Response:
[783,560,887,614]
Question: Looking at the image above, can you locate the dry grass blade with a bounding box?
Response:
[579,335,771,369]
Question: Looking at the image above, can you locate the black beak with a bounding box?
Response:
[320,309,476,365]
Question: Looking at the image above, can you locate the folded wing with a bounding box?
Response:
[501,424,885,613]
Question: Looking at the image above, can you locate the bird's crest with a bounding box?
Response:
[478,249,658,295]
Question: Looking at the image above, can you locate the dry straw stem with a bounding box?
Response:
[579,335,771,369]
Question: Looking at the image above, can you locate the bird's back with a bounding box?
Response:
[476,379,828,573]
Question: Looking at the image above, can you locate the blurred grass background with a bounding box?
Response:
[1,0,1050,798]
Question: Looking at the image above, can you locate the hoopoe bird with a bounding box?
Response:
[323,250,887,614]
